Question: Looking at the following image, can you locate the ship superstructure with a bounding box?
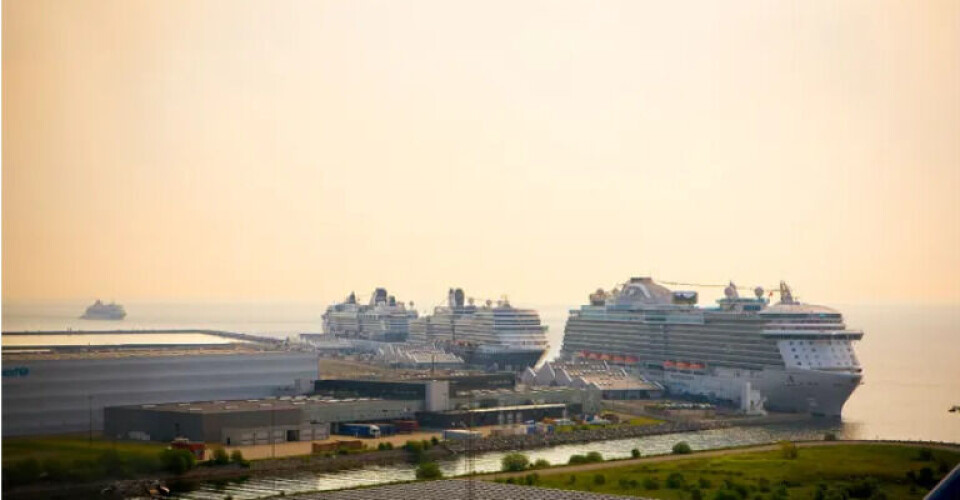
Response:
[410,288,549,370]
[560,277,863,416]
[80,300,126,320]
[322,288,418,342]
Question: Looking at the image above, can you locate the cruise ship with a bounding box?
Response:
[560,277,863,416]
[322,288,418,342]
[80,300,126,320]
[409,288,549,370]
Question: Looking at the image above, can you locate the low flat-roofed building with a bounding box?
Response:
[417,403,568,428]
[105,396,422,444]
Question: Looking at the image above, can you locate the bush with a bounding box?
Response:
[430,436,440,446]
[666,472,686,489]
[586,451,604,463]
[524,473,539,485]
[568,454,588,465]
[699,478,713,489]
[212,447,230,465]
[501,453,530,472]
[631,448,641,458]
[532,458,551,469]
[691,488,703,500]
[230,450,247,466]
[159,449,196,474]
[823,432,838,441]
[916,448,934,461]
[845,477,879,498]
[643,477,660,490]
[593,473,606,485]
[779,441,798,459]
[618,478,631,489]
[672,441,692,454]
[415,461,443,480]
[567,475,577,484]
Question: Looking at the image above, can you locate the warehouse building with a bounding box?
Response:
[2,348,319,436]
[105,397,421,444]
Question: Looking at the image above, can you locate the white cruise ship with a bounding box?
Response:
[409,288,549,370]
[80,300,126,320]
[322,288,418,342]
[560,277,863,416]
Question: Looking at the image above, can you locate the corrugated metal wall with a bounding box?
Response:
[2,352,318,436]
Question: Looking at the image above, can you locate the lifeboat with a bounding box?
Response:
[676,362,690,370]
[625,355,640,364]
[663,360,676,369]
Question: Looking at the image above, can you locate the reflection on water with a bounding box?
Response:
[172,423,844,499]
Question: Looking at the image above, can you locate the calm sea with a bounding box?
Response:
[3,301,958,443]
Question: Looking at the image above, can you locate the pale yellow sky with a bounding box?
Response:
[3,0,959,306]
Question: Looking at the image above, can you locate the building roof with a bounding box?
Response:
[291,479,644,500]
[112,396,396,414]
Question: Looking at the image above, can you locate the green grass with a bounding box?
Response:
[505,444,960,500]
[2,434,165,465]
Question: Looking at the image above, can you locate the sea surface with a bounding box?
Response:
[3,300,959,444]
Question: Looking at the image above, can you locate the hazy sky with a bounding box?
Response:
[3,0,959,307]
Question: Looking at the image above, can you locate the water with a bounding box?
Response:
[1,332,244,348]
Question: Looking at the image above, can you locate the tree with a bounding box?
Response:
[230,449,247,466]
[672,441,692,454]
[666,472,685,489]
[159,449,196,474]
[415,461,443,480]
[593,473,606,485]
[501,452,530,472]
[212,448,230,465]
[779,441,798,459]
[631,448,641,458]
[533,458,551,469]
[586,451,604,462]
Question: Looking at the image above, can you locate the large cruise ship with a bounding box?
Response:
[80,300,126,320]
[560,277,863,416]
[322,288,418,342]
[409,288,549,370]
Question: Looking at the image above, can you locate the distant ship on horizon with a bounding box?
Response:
[80,299,126,320]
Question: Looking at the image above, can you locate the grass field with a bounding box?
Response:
[2,434,165,465]
[503,444,960,499]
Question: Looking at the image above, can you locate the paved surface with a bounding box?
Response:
[291,479,644,499]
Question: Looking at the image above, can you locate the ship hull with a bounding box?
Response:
[641,366,861,417]
[80,313,125,320]
[446,344,545,371]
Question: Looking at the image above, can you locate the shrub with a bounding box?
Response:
[586,451,604,462]
[532,458,551,469]
[779,441,798,459]
[699,478,713,489]
[593,473,606,485]
[159,449,196,474]
[568,454,588,465]
[672,441,692,454]
[415,461,443,480]
[567,475,577,484]
[666,472,685,489]
[618,478,631,489]
[916,448,934,461]
[691,488,703,500]
[712,490,741,500]
[501,453,530,472]
[845,478,879,498]
[823,432,838,441]
[430,436,440,446]
[643,477,660,490]
[631,448,641,458]
[229,450,247,466]
[212,447,230,465]
[524,473,539,485]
